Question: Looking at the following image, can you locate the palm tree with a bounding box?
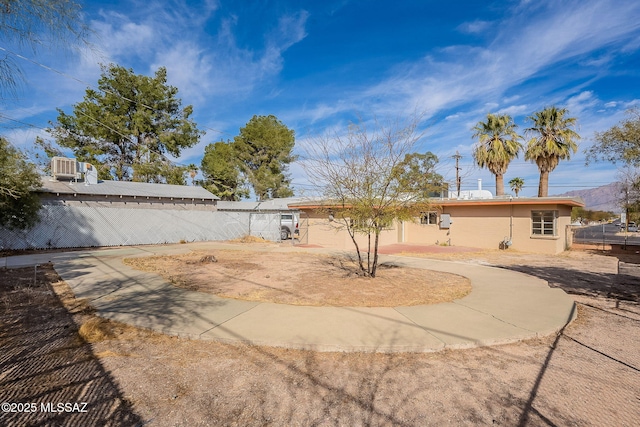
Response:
[472,113,522,196]
[525,107,580,197]
[509,177,525,197]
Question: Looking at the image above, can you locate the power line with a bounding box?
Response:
[0,113,46,131]
[0,45,232,138]
[0,110,194,172]
[0,47,219,173]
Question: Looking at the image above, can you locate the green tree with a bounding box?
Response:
[585,109,640,217]
[50,64,202,183]
[233,115,295,201]
[586,108,640,167]
[0,0,90,95]
[472,113,522,196]
[524,107,580,197]
[133,150,196,185]
[393,152,445,198]
[571,207,615,223]
[304,116,432,278]
[200,141,248,200]
[509,177,525,197]
[0,138,41,230]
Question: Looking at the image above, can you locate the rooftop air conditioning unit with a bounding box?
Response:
[51,156,78,180]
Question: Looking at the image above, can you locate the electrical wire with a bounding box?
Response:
[0,45,233,138]
[0,47,624,190]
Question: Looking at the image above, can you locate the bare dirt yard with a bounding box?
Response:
[1,246,639,426]
[122,250,471,307]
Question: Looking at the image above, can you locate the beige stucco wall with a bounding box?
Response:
[304,211,397,250]
[403,204,573,253]
[301,203,574,254]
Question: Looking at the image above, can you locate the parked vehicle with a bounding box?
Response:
[621,221,637,232]
[280,213,299,240]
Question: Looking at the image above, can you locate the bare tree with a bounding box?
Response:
[303,116,438,278]
[617,167,640,225]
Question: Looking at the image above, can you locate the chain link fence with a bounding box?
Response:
[0,205,279,250]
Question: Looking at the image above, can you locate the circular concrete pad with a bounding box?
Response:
[10,243,577,353]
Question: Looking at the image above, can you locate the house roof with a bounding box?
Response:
[37,177,219,200]
[432,196,585,208]
[217,197,317,211]
[288,196,585,209]
[216,201,262,211]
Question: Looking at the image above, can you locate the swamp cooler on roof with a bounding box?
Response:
[51,156,98,185]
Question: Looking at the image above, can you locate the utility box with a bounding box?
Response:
[440,213,451,229]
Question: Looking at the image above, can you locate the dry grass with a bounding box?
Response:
[78,317,114,343]
[123,250,471,307]
[3,254,639,426]
[228,235,274,244]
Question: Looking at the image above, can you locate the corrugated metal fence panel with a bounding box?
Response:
[0,206,254,250]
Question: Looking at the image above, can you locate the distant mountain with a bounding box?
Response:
[553,182,622,213]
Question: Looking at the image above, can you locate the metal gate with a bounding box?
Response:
[248,212,282,242]
[295,212,309,245]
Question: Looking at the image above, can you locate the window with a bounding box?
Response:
[349,217,392,230]
[420,212,438,225]
[532,210,557,236]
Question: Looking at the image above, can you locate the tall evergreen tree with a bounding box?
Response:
[200,141,248,200]
[233,115,296,200]
[50,64,202,183]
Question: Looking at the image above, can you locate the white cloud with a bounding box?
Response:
[84,3,308,107]
[503,95,521,103]
[90,12,156,61]
[457,20,491,34]
[497,104,528,116]
[355,0,640,123]
[2,127,48,152]
[564,91,598,117]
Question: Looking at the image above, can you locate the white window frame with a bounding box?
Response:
[531,210,557,236]
[420,211,438,225]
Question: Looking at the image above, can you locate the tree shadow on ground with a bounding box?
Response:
[580,247,640,265]
[0,265,143,426]
[496,264,640,302]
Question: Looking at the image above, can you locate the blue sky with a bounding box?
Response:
[2,0,640,198]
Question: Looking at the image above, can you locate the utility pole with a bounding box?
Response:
[452,151,462,197]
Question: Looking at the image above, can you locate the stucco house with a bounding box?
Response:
[288,196,584,254]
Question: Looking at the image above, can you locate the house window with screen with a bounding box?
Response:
[531,210,557,236]
[421,211,438,225]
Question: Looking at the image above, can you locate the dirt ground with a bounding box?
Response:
[123,250,471,307]
[1,247,639,426]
